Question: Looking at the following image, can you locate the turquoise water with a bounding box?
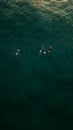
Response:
[0,1,73,130]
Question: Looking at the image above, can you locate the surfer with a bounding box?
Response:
[39,47,47,55]
[15,49,20,56]
[48,46,53,53]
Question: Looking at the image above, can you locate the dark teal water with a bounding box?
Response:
[0,1,73,130]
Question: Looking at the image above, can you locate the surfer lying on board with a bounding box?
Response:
[39,47,47,55]
[15,49,21,56]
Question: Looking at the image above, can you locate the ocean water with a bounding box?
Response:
[0,0,73,130]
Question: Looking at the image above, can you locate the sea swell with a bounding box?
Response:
[0,0,73,130]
